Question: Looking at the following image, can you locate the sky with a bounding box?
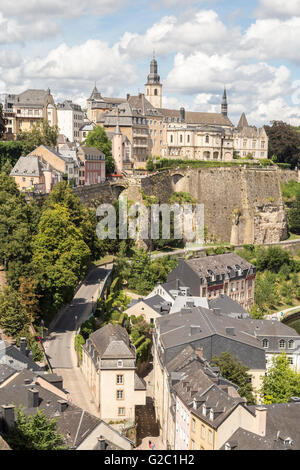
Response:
[1,0,300,126]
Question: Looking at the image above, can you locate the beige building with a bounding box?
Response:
[166,123,234,161]
[81,324,146,423]
[10,155,61,194]
[1,89,57,140]
[234,113,269,159]
[29,145,78,185]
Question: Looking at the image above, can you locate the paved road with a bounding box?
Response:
[270,305,300,322]
[44,265,111,369]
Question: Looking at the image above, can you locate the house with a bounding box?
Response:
[0,369,134,450]
[57,100,84,143]
[167,253,256,310]
[0,337,43,373]
[0,89,57,140]
[29,145,79,185]
[124,295,171,324]
[234,113,269,160]
[81,324,146,423]
[77,145,106,185]
[10,155,62,193]
[223,399,300,450]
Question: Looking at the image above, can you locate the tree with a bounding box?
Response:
[264,121,300,166]
[0,285,30,338]
[32,204,91,317]
[254,271,279,313]
[18,277,40,324]
[6,408,66,451]
[255,246,294,273]
[211,352,256,405]
[288,192,300,234]
[84,125,114,174]
[16,119,59,156]
[260,352,300,404]
[146,156,154,171]
[0,172,33,288]
[0,141,23,171]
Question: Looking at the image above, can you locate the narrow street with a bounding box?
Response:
[43,265,112,416]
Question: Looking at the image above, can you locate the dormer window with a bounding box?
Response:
[279,340,286,349]
[262,339,269,349]
[117,360,123,368]
[209,409,214,421]
[288,340,295,350]
[202,404,206,416]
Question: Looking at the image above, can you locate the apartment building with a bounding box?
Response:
[167,253,256,310]
[81,324,146,423]
[57,100,84,142]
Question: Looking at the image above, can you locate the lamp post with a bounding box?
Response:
[91,296,94,314]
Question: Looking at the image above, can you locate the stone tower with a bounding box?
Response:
[221,87,228,117]
[112,109,123,175]
[145,54,163,108]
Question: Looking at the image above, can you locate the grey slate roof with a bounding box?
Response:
[0,342,43,372]
[184,253,255,280]
[14,89,51,107]
[0,370,102,449]
[237,112,249,129]
[11,156,44,177]
[209,294,250,318]
[170,295,209,314]
[89,324,135,359]
[158,108,233,127]
[224,401,300,450]
[142,295,171,314]
[134,373,146,391]
[0,364,16,385]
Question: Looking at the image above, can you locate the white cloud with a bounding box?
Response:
[241,17,300,63]
[256,0,300,18]
[0,0,126,19]
[0,12,59,44]
[119,10,237,58]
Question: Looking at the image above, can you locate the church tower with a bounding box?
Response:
[221,87,228,117]
[145,54,163,109]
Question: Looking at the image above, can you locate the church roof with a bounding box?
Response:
[159,108,233,127]
[237,113,249,129]
[88,86,103,101]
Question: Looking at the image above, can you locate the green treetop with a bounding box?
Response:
[84,125,115,174]
[16,119,59,156]
[260,352,300,404]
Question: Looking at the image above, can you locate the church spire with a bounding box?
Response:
[221,86,228,117]
[146,55,161,85]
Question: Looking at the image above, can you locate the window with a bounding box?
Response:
[289,357,294,365]
[201,425,206,439]
[262,339,269,349]
[192,418,196,432]
[288,340,295,350]
[116,375,124,385]
[191,440,195,450]
[118,407,125,416]
[208,430,213,444]
[117,360,123,368]
[205,135,209,143]
[116,390,124,400]
[279,340,286,349]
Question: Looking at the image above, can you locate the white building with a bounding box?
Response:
[57,100,84,143]
[234,113,269,159]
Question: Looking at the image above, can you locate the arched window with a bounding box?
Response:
[205,135,209,143]
[263,339,269,349]
[279,339,286,349]
[288,340,295,350]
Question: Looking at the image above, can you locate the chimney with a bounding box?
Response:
[1,405,15,431]
[196,347,204,359]
[190,325,201,336]
[213,308,221,316]
[225,327,235,336]
[57,400,68,413]
[255,406,267,437]
[180,107,185,122]
[98,436,106,450]
[28,388,39,408]
[20,337,27,356]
